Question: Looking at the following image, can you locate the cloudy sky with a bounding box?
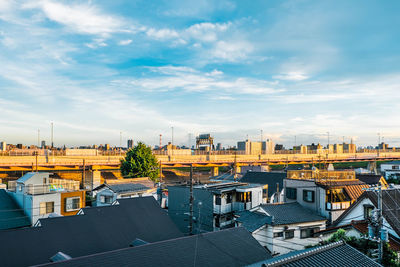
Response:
[1,0,400,148]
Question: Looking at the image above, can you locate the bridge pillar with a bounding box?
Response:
[211,167,219,177]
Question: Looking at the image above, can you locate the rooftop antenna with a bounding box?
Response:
[159,134,162,148]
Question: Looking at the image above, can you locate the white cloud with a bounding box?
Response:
[24,1,128,36]
[146,28,179,40]
[273,72,309,81]
[112,65,283,95]
[212,40,253,61]
[118,39,132,45]
[185,22,230,42]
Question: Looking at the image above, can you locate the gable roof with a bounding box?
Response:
[240,172,286,197]
[0,189,30,230]
[236,210,272,232]
[0,197,182,267]
[356,174,385,186]
[334,189,400,237]
[260,202,326,225]
[108,183,150,193]
[252,241,381,267]
[36,227,272,267]
[16,172,37,183]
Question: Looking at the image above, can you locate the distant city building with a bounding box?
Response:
[0,141,6,151]
[105,144,110,150]
[237,139,275,155]
[196,134,214,151]
[41,140,46,148]
[127,139,133,149]
[275,144,284,151]
[216,143,222,150]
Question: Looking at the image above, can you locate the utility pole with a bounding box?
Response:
[233,151,237,181]
[294,135,297,147]
[51,122,54,148]
[189,164,194,235]
[377,185,383,264]
[159,134,162,148]
[377,133,381,157]
[82,159,86,189]
[120,131,122,148]
[171,127,174,147]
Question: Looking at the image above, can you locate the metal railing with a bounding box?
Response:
[287,170,356,181]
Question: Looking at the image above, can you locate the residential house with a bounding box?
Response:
[168,181,265,234]
[36,228,272,267]
[235,202,326,255]
[284,169,369,223]
[0,196,183,267]
[0,189,30,230]
[240,172,286,202]
[92,178,156,206]
[356,174,388,188]
[249,241,381,267]
[380,161,400,180]
[7,172,85,225]
[333,188,400,241]
[316,220,400,253]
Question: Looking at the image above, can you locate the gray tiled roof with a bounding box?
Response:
[0,189,30,230]
[108,183,150,193]
[0,197,182,267]
[261,202,326,225]
[240,172,285,197]
[250,241,381,267]
[236,210,272,232]
[37,227,272,267]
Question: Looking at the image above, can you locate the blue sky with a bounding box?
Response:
[1,0,400,148]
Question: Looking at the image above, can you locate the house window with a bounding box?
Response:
[285,230,295,239]
[273,232,283,238]
[303,190,315,202]
[301,227,320,239]
[100,195,113,204]
[286,188,297,199]
[364,205,374,219]
[65,197,81,212]
[392,165,399,170]
[262,187,268,199]
[215,196,222,205]
[226,194,232,204]
[39,201,54,215]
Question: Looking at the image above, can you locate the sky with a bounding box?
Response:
[1,0,400,148]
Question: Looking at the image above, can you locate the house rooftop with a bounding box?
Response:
[334,188,400,237]
[260,202,326,225]
[192,181,263,193]
[94,183,151,194]
[0,196,182,267]
[0,189,30,230]
[236,210,272,232]
[36,227,272,267]
[250,241,381,267]
[240,172,286,197]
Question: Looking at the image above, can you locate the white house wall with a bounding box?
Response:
[336,198,399,239]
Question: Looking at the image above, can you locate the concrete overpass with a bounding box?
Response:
[0,151,399,173]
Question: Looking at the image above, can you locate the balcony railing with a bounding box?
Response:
[287,170,356,181]
[326,201,351,210]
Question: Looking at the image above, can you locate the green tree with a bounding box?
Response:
[120,142,159,182]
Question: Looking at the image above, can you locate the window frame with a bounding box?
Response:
[286,187,297,200]
[65,197,81,212]
[303,190,315,203]
[284,229,295,239]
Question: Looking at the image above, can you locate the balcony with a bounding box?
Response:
[214,204,232,214]
[326,201,351,210]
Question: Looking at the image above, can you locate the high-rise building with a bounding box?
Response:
[41,140,46,148]
[0,141,6,151]
[127,139,133,149]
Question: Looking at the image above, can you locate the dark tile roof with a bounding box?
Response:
[108,183,150,193]
[37,227,272,267]
[0,189,30,230]
[240,172,286,197]
[236,210,272,232]
[334,189,400,237]
[260,202,326,225]
[0,197,182,267]
[255,241,381,267]
[356,174,384,185]
[343,184,370,201]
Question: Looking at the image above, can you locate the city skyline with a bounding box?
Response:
[1,1,400,146]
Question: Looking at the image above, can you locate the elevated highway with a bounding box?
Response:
[0,151,399,173]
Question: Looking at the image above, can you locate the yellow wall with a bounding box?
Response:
[60,190,86,216]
